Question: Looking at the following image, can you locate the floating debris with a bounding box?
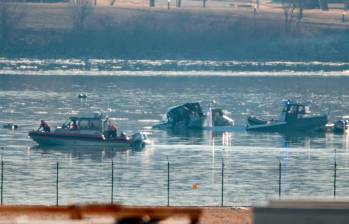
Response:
[2,123,18,130]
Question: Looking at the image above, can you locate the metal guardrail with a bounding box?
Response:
[0,155,346,207]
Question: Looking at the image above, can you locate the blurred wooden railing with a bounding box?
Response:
[0,204,202,224]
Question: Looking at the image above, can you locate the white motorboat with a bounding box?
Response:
[152,102,234,131]
[246,100,328,133]
[29,113,150,148]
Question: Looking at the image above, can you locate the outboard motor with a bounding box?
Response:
[131,132,148,149]
[334,120,348,133]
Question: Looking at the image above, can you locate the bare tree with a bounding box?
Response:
[70,0,93,32]
[297,0,303,20]
[282,0,305,33]
[281,0,296,33]
[0,1,26,47]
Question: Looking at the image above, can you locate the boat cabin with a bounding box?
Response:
[61,116,103,131]
[56,113,118,136]
[280,100,311,121]
[164,102,204,124]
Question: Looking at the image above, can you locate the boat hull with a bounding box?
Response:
[246,116,328,133]
[29,131,131,147]
[153,117,234,131]
[153,118,205,130]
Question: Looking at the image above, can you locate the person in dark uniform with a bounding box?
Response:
[108,123,118,139]
[38,120,50,132]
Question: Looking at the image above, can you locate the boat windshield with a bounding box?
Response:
[62,117,78,129]
[62,117,102,131]
[283,103,308,115]
[212,108,224,116]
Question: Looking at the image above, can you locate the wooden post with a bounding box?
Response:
[221,159,224,207]
[1,160,3,205]
[167,160,170,206]
[111,160,114,204]
[56,162,59,206]
[278,161,281,199]
[334,158,337,199]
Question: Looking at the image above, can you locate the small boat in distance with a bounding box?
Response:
[246,100,327,133]
[78,93,87,99]
[2,123,18,130]
[29,112,149,148]
[152,102,234,130]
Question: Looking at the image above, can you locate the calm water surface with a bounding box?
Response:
[1,58,349,206]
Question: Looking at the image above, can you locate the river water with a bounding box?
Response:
[0,58,349,206]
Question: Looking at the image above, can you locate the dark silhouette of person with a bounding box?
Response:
[38,120,50,132]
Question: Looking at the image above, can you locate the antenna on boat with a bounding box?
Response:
[327,104,331,117]
[104,98,113,118]
[107,101,110,117]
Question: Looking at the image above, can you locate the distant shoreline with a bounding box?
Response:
[1,2,349,61]
[1,58,349,75]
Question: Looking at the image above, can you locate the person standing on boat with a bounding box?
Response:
[38,120,50,132]
[108,122,118,139]
[71,120,78,130]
